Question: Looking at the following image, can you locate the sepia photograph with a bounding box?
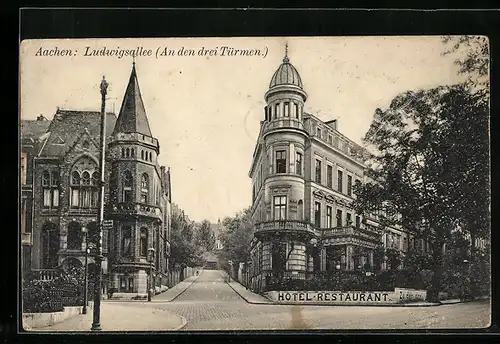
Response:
[19,35,491,332]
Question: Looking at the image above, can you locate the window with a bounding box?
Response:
[336,209,342,227]
[327,165,333,188]
[67,221,82,250]
[276,150,286,174]
[337,170,343,193]
[347,175,353,196]
[42,222,59,268]
[326,205,333,228]
[327,135,332,144]
[316,128,321,138]
[126,148,130,158]
[346,213,352,226]
[21,153,27,185]
[122,171,133,203]
[297,200,304,220]
[314,202,321,227]
[274,103,279,119]
[131,149,135,158]
[42,170,60,208]
[315,159,322,183]
[284,102,290,117]
[141,150,144,160]
[121,148,125,157]
[149,152,152,162]
[140,227,148,257]
[355,215,361,228]
[273,196,287,220]
[121,225,132,256]
[295,152,302,176]
[294,103,299,119]
[141,173,149,204]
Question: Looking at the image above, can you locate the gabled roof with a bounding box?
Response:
[20,119,51,140]
[38,109,117,158]
[113,63,153,137]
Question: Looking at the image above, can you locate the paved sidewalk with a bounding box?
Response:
[153,271,202,302]
[30,302,186,332]
[226,280,274,304]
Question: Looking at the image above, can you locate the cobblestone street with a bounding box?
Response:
[119,269,491,331]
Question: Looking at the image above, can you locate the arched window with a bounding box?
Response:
[149,152,152,162]
[121,225,132,256]
[42,221,59,268]
[122,171,133,203]
[126,148,130,157]
[131,149,135,158]
[70,157,98,208]
[67,221,82,250]
[140,173,149,204]
[140,227,148,257]
[42,170,60,208]
[141,150,144,160]
[121,148,125,157]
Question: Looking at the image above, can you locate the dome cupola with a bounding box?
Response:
[269,55,303,89]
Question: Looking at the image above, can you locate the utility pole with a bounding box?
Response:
[91,76,108,331]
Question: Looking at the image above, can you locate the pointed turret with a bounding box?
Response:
[113,62,152,136]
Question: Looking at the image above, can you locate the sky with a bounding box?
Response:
[20,36,468,222]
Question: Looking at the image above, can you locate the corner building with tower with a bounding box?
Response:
[27,62,172,298]
[248,53,422,292]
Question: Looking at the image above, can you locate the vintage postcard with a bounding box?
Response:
[19,36,491,332]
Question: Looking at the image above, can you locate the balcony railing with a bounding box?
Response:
[320,225,381,241]
[21,232,32,246]
[29,269,60,281]
[262,119,305,134]
[111,202,163,220]
[254,220,317,236]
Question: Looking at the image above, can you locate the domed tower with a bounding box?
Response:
[249,45,317,292]
[106,62,163,297]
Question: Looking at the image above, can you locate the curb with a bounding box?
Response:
[163,269,204,302]
[172,315,188,331]
[225,280,275,305]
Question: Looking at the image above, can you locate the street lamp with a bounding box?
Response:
[81,226,89,314]
[147,248,155,302]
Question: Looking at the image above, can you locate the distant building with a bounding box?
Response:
[23,62,172,297]
[211,219,225,251]
[247,52,420,292]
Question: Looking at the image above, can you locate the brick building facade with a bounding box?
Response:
[24,62,172,297]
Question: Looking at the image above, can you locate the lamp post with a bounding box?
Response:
[81,226,89,314]
[147,248,155,302]
[91,75,109,331]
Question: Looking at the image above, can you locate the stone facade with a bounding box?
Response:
[25,63,172,298]
[247,53,416,292]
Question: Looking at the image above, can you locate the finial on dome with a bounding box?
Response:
[283,41,289,63]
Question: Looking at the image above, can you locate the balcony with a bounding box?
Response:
[21,232,32,246]
[262,119,306,136]
[110,202,163,220]
[320,225,381,244]
[254,220,317,239]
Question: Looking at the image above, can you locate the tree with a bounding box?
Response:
[170,210,205,271]
[353,82,489,302]
[219,208,254,269]
[194,220,216,252]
